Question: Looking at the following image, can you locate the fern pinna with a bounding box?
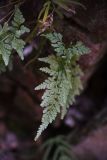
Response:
[35,32,90,140]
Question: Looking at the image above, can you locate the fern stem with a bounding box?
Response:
[0,0,25,9]
[0,10,14,23]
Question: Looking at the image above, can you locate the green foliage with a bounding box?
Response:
[40,136,78,160]
[0,6,29,71]
[35,32,90,140]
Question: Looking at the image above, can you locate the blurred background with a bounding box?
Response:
[1,0,107,160]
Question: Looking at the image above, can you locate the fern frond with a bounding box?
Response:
[10,6,30,60]
[0,6,29,68]
[35,32,89,140]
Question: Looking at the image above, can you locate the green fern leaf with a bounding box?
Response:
[0,6,30,69]
[35,32,89,140]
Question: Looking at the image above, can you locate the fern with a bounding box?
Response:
[0,6,29,71]
[35,32,90,141]
[39,136,78,160]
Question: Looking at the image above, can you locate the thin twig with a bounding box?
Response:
[0,10,14,23]
[0,0,23,9]
[0,0,26,23]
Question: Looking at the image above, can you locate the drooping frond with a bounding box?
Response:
[35,32,90,140]
[0,6,29,71]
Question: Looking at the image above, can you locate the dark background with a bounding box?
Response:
[1,0,107,160]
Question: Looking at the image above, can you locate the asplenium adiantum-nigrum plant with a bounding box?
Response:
[0,5,90,141]
[35,32,90,140]
[0,6,30,72]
